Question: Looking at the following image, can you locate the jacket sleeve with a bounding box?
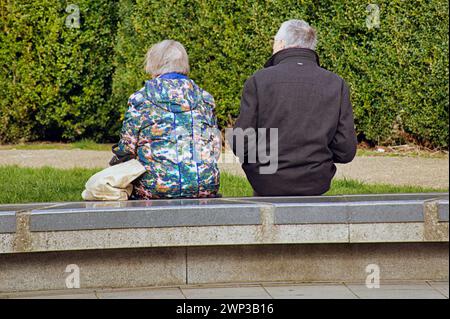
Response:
[228,76,258,163]
[116,94,144,157]
[202,92,222,162]
[329,80,358,164]
[211,109,222,162]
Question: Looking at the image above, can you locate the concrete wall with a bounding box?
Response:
[0,243,448,293]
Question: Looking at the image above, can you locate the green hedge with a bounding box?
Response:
[1,0,448,148]
[0,0,118,142]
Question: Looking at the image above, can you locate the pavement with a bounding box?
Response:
[1,281,448,299]
[0,149,448,188]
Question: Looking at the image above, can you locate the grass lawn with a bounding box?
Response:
[0,139,113,151]
[0,165,447,204]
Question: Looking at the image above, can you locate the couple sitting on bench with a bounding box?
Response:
[83,19,357,201]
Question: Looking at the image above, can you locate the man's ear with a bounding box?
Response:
[273,39,286,54]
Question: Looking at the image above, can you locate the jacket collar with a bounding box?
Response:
[158,72,189,80]
[264,48,320,68]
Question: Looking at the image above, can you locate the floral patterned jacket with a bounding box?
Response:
[117,76,221,199]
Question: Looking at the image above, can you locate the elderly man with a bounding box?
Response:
[230,19,357,196]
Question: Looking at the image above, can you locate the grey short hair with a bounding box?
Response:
[275,19,317,50]
[144,40,190,76]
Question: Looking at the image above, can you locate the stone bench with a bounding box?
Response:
[0,193,448,293]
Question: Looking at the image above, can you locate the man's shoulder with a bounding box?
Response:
[250,66,277,80]
[251,64,343,81]
[243,67,276,89]
[316,66,345,83]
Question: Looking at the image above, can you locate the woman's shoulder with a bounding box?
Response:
[128,86,147,107]
[196,85,215,108]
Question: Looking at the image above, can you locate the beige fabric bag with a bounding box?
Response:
[82,159,146,201]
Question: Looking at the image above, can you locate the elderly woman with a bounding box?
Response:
[114,40,220,199]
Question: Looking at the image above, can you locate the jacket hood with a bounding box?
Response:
[264,48,320,68]
[144,78,202,113]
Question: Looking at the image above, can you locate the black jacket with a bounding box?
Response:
[230,48,357,196]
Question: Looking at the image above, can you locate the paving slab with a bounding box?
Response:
[346,282,446,299]
[428,281,449,298]
[263,283,357,299]
[16,293,98,299]
[181,286,272,299]
[5,289,98,299]
[16,293,97,299]
[4,282,447,299]
[97,287,185,299]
